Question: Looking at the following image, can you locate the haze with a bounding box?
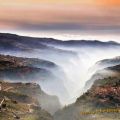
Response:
[0,0,120,42]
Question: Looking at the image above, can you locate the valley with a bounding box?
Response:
[0,33,120,120]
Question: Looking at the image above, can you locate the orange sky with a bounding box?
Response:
[0,0,120,31]
[1,0,120,6]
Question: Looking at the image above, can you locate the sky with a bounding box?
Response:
[0,0,120,41]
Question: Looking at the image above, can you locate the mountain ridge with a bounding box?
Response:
[0,33,119,46]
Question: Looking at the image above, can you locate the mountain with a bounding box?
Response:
[40,39,120,48]
[85,56,120,90]
[97,56,120,67]
[0,33,120,53]
[0,81,61,116]
[0,33,51,51]
[1,32,120,105]
[0,54,69,104]
[0,54,58,70]
[90,56,120,73]
[54,58,120,120]
[0,33,77,58]
[0,54,63,114]
[0,54,58,82]
[0,81,60,120]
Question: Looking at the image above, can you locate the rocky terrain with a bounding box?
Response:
[85,56,120,90]
[0,54,62,120]
[0,54,59,82]
[0,81,55,120]
[54,58,120,120]
[0,33,120,120]
[0,54,69,105]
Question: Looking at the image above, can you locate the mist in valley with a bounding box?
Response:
[1,40,120,106]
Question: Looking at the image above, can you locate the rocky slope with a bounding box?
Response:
[0,54,58,69]
[85,56,120,90]
[0,54,62,115]
[0,54,58,82]
[54,59,120,120]
[0,81,55,120]
[0,54,69,105]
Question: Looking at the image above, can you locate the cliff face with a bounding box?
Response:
[1,33,120,120]
[0,54,69,106]
[0,81,54,120]
[0,54,62,119]
[1,81,61,114]
[54,59,120,120]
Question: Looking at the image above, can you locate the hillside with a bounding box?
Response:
[0,33,76,57]
[0,33,120,58]
[85,56,120,90]
[0,81,55,120]
[0,33,120,119]
[0,54,58,82]
[54,60,120,120]
[0,54,62,115]
[0,54,69,105]
[90,56,120,73]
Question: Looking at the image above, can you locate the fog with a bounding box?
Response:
[1,41,120,105]
[46,46,120,105]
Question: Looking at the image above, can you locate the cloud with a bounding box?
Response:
[0,0,120,32]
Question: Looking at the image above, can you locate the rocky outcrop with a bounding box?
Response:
[0,81,54,120]
[0,54,58,69]
[54,61,120,120]
[0,54,58,82]
[0,54,62,117]
[0,80,62,120]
